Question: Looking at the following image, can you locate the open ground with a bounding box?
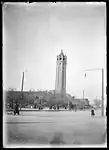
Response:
[4,109,107,147]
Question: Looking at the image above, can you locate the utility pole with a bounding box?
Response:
[83,90,84,101]
[21,71,24,108]
[101,68,104,116]
[21,72,24,92]
[12,89,14,109]
[83,90,84,109]
[84,68,104,116]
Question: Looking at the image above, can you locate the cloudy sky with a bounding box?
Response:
[3,2,106,102]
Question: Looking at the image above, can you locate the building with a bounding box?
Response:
[55,50,67,95]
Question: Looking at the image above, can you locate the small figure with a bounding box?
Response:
[57,105,59,110]
[49,105,51,110]
[54,105,56,110]
[14,102,19,115]
[52,105,56,110]
[91,108,95,116]
[65,106,67,109]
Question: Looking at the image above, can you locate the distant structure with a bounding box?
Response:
[55,50,67,95]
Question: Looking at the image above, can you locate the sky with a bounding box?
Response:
[3,2,106,103]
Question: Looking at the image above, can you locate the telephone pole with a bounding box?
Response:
[21,71,24,92]
[83,90,84,101]
[21,71,24,107]
[84,68,104,116]
[101,68,104,116]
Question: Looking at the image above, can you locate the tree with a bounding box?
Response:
[83,98,90,106]
[6,88,16,109]
[36,96,39,99]
[93,99,101,108]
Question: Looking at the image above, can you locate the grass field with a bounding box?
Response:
[4,109,107,147]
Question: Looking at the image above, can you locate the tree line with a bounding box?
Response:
[4,89,91,110]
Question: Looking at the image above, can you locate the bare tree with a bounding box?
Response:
[93,98,102,108]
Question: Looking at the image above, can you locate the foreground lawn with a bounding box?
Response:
[4,109,107,147]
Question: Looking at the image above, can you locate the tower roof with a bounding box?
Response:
[57,49,67,58]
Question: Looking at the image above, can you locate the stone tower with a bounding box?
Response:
[55,50,67,95]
